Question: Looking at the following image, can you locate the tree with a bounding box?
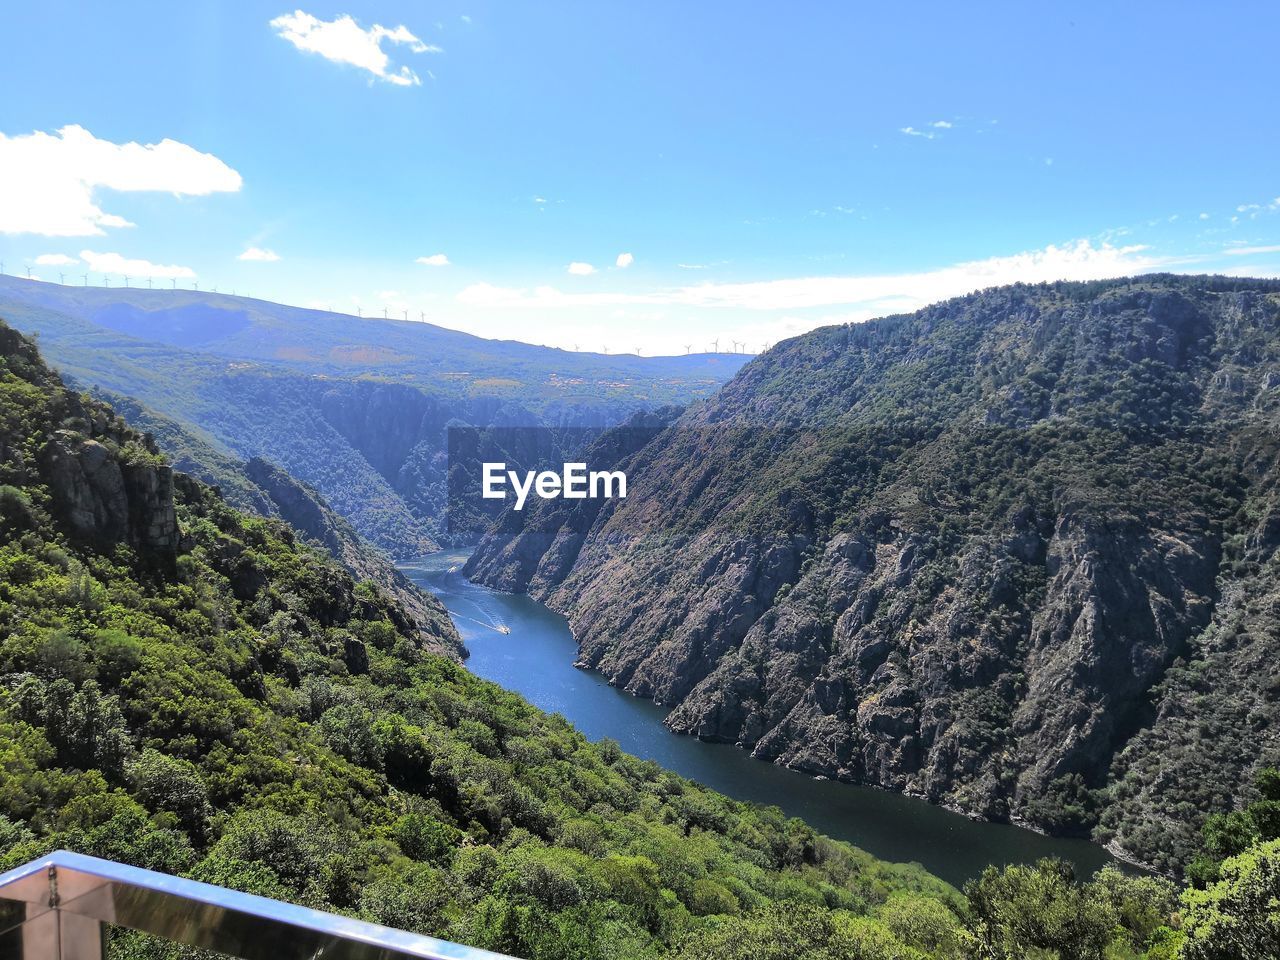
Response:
[964,858,1115,960]
[1181,839,1280,960]
[128,749,212,840]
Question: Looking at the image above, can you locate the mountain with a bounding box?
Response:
[0,276,750,555]
[466,274,1280,875]
[87,390,462,659]
[0,317,986,960]
[0,276,747,396]
[2,296,1267,957]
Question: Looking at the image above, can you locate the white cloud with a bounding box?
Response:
[416,253,450,266]
[665,240,1172,311]
[1224,244,1280,256]
[1199,212,1210,220]
[931,120,953,129]
[567,261,596,276]
[615,252,634,268]
[533,196,547,204]
[899,126,937,140]
[238,246,280,262]
[35,253,77,266]
[270,10,438,87]
[0,125,242,237]
[458,240,1178,314]
[79,250,195,279]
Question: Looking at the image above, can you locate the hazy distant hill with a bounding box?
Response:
[467,274,1280,875]
[0,276,746,400]
[0,277,749,554]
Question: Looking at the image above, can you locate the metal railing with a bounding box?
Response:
[0,850,515,960]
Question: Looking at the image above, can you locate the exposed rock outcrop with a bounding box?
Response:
[466,275,1280,873]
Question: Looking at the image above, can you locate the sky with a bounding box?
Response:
[1,2,1278,356]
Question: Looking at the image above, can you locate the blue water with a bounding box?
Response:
[402,550,1119,888]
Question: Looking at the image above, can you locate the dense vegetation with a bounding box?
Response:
[92,388,463,659]
[0,313,1277,958]
[466,275,1280,878]
[0,319,959,958]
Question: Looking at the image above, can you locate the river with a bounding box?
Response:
[401,550,1119,889]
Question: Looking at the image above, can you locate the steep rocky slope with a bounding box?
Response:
[91,392,462,658]
[467,275,1280,873]
[0,318,464,661]
[242,457,462,657]
[464,406,682,593]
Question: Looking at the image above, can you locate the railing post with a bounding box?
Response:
[21,906,105,960]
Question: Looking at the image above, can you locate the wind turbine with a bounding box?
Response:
[193,281,199,291]
[419,311,425,322]
[171,279,177,289]
[104,277,110,287]
[82,274,88,286]
[402,309,408,321]
[123,276,130,288]
[58,272,65,285]
[635,346,641,355]
[684,344,692,354]
[603,345,609,354]
[0,260,5,275]
[147,278,153,289]
[712,338,719,353]
[383,307,388,319]
[26,267,32,279]
[357,307,363,318]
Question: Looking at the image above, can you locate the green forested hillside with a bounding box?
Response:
[91,389,464,659]
[0,315,1275,958]
[0,318,963,958]
[466,275,1280,878]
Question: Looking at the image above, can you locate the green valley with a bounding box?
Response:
[1,292,1277,958]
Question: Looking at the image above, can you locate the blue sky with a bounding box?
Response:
[1,2,1278,355]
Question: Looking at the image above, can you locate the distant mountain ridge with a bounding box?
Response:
[466,274,1280,875]
[0,276,748,395]
[0,276,749,554]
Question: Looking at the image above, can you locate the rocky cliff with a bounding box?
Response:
[466,275,1280,873]
[0,319,465,658]
[89,390,463,658]
[0,325,178,559]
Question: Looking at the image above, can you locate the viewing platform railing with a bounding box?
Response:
[0,850,515,960]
